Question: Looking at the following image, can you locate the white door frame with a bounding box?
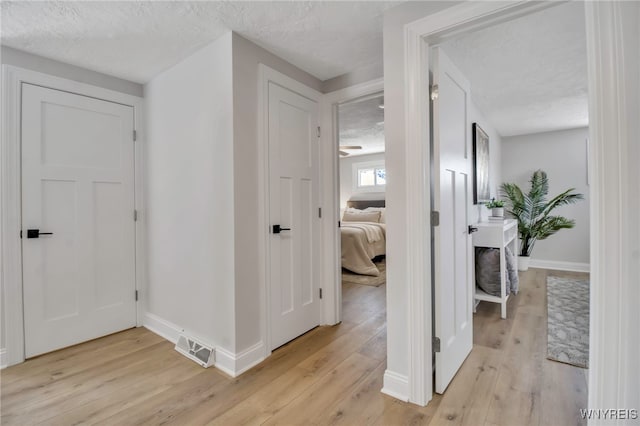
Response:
[257,64,323,358]
[403,0,638,409]
[1,66,146,367]
[402,1,557,406]
[319,78,384,326]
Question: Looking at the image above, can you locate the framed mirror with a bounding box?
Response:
[472,123,490,204]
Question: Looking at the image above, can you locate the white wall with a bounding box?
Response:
[144,33,236,351]
[502,127,589,265]
[339,153,386,208]
[383,0,460,398]
[231,33,323,353]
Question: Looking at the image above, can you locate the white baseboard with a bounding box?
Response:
[142,312,264,377]
[215,342,266,378]
[0,348,7,369]
[529,259,590,273]
[381,369,410,402]
[143,312,181,344]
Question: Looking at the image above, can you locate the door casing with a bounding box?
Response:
[319,78,385,327]
[1,65,146,367]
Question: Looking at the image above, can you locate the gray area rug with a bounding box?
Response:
[342,260,386,287]
[547,275,590,368]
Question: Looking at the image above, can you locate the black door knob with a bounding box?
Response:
[272,225,292,234]
[26,229,54,239]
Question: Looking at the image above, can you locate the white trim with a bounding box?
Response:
[320,78,384,326]
[381,370,410,402]
[143,312,265,378]
[0,348,7,369]
[257,64,323,357]
[528,259,590,273]
[215,342,266,378]
[0,65,146,367]
[402,1,578,407]
[143,312,181,343]
[585,2,640,420]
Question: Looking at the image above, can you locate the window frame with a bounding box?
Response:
[352,160,386,193]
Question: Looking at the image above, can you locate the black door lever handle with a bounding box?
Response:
[468,225,479,234]
[26,229,54,239]
[272,225,292,234]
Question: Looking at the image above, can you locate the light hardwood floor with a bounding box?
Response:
[1,268,588,425]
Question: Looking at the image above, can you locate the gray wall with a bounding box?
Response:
[1,46,143,97]
[339,153,386,208]
[231,33,323,352]
[501,127,590,264]
[322,62,383,93]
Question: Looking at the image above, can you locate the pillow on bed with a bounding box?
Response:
[364,207,386,223]
[342,210,381,223]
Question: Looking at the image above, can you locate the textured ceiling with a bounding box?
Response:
[1,1,397,83]
[441,2,588,137]
[339,94,385,156]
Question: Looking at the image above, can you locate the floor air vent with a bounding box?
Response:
[175,334,215,368]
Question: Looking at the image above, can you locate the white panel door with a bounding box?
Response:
[22,83,136,358]
[268,82,321,350]
[432,48,474,393]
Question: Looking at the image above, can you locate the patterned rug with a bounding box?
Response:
[342,260,386,287]
[547,276,590,368]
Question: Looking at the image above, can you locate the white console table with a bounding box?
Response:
[472,219,518,319]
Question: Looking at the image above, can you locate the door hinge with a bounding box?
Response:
[319,288,323,299]
[430,85,439,101]
[431,211,440,227]
[317,126,321,138]
[318,207,322,218]
[134,209,138,221]
[133,130,137,141]
[433,336,441,353]
[135,290,139,301]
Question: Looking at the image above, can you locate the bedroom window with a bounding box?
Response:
[353,161,386,192]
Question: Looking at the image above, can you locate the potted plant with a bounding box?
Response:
[485,198,505,217]
[500,170,584,271]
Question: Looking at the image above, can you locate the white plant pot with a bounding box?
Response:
[518,256,530,271]
[491,207,504,217]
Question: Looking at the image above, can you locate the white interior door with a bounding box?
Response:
[268,82,321,350]
[22,83,137,358]
[432,47,474,393]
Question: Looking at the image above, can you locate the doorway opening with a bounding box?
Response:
[336,92,387,328]
[425,0,591,416]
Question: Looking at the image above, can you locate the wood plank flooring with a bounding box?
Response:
[1,268,588,425]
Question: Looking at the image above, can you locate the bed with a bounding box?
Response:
[341,200,386,276]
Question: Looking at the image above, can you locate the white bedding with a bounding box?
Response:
[341,222,386,276]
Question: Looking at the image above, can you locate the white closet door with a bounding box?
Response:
[268,82,321,350]
[22,83,137,357]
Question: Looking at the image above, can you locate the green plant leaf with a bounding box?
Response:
[500,170,583,257]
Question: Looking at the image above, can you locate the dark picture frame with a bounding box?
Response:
[472,122,491,204]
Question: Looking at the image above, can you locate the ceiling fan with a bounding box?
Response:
[339,145,362,156]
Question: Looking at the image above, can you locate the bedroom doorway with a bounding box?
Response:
[336,92,387,326]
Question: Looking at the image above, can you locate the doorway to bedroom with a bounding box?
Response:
[336,92,387,327]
